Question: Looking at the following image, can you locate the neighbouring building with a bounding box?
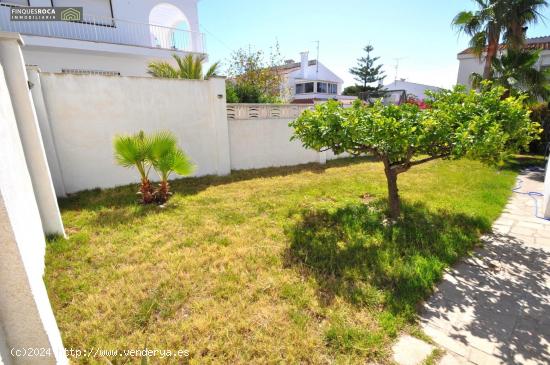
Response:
[457,36,550,87]
[0,0,206,76]
[278,51,356,104]
[384,79,441,101]
[384,79,441,104]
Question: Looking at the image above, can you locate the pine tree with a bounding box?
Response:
[349,45,386,97]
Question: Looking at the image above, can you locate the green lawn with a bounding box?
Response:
[45,156,540,364]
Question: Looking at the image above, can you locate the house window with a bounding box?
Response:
[296,82,314,94]
[328,83,337,94]
[317,82,327,93]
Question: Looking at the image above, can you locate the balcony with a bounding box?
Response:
[0,5,206,54]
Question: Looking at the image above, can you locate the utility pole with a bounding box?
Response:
[393,57,405,83]
[313,40,319,79]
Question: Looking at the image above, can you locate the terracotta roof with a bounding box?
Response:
[458,36,550,55]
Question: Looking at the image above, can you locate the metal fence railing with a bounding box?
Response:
[0,5,205,53]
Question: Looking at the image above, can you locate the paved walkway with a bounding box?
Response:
[420,168,550,365]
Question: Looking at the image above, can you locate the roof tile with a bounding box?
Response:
[458,36,550,55]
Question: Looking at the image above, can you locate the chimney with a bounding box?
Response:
[300,51,309,79]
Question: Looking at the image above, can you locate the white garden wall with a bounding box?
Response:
[229,118,323,169]
[227,104,323,170]
[0,39,67,364]
[36,73,229,194]
[33,78,346,196]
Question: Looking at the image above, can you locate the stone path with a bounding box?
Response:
[419,168,550,364]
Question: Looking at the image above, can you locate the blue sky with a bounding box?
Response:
[198,0,550,88]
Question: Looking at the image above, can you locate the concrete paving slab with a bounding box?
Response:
[419,168,550,365]
[392,335,435,365]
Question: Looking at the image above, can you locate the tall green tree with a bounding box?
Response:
[290,85,539,218]
[453,0,506,79]
[453,0,547,79]
[349,45,386,97]
[503,0,548,49]
[148,54,219,79]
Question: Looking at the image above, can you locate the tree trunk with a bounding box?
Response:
[157,180,170,204]
[383,162,400,219]
[483,29,500,80]
[140,178,154,204]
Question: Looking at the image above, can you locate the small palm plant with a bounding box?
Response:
[113,131,154,204]
[147,54,219,80]
[149,131,194,204]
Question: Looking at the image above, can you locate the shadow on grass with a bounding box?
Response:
[501,154,545,172]
[57,154,536,228]
[58,157,374,226]
[285,200,491,319]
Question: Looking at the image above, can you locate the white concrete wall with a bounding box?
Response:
[0,323,11,365]
[544,158,550,219]
[0,33,64,235]
[456,55,485,87]
[38,73,229,193]
[19,34,206,77]
[27,67,67,197]
[229,118,322,170]
[0,61,67,364]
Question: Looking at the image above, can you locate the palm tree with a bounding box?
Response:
[453,0,506,79]
[148,54,219,80]
[502,0,548,49]
[113,131,155,204]
[454,0,548,79]
[149,131,194,204]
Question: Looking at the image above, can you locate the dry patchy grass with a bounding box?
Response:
[45,156,541,364]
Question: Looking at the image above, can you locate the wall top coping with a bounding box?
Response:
[0,31,24,45]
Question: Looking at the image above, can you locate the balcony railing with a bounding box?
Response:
[227,104,313,120]
[0,5,205,53]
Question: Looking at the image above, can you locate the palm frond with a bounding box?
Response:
[172,149,195,176]
[453,11,483,36]
[149,131,194,180]
[113,131,152,179]
[150,54,219,80]
[149,131,178,160]
[470,32,488,58]
[469,72,484,89]
[147,61,178,78]
[205,61,220,79]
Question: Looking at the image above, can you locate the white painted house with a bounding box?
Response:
[0,0,206,76]
[278,51,356,104]
[384,79,442,100]
[457,36,550,87]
